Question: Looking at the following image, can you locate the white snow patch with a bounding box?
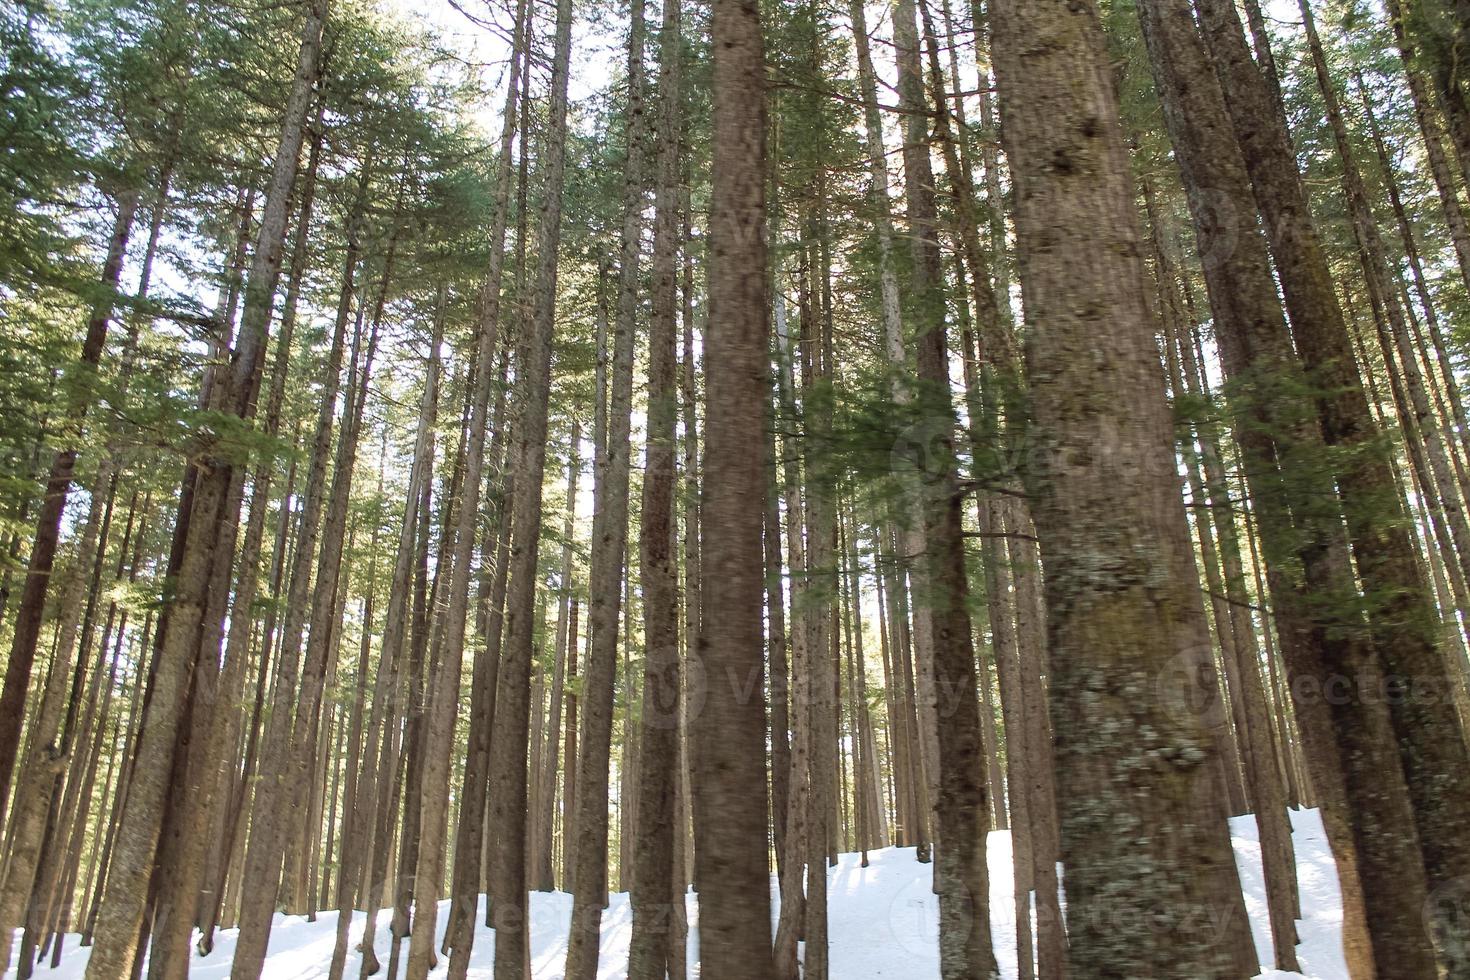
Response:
[7,808,1349,978]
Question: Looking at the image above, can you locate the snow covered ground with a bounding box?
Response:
[8,808,1347,979]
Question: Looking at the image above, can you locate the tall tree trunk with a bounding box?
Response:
[420,5,524,975]
[83,5,325,974]
[229,164,367,980]
[196,107,323,957]
[891,0,999,973]
[677,174,701,912]
[693,1,775,976]
[531,418,580,893]
[0,459,111,977]
[627,3,683,970]
[764,409,791,888]
[770,246,810,980]
[0,188,139,826]
[564,1,647,973]
[352,315,443,978]
[1382,0,1470,297]
[485,0,573,968]
[989,0,1258,974]
[1193,0,1470,965]
[1130,1,1316,966]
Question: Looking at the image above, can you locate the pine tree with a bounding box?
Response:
[989,0,1257,973]
[693,0,776,976]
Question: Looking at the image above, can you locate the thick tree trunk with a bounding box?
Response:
[693,0,776,975]
[989,0,1258,974]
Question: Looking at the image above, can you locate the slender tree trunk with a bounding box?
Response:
[1130,2,1320,965]
[352,309,443,979]
[677,176,701,913]
[83,5,325,974]
[0,459,111,977]
[770,259,810,980]
[533,418,580,893]
[1193,1,1470,966]
[891,0,999,973]
[764,414,791,885]
[627,4,683,970]
[421,7,524,976]
[0,188,139,826]
[197,107,323,956]
[486,0,573,968]
[564,1,646,973]
[230,167,367,980]
[1382,0,1470,297]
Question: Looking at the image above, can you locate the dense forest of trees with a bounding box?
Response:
[3,0,1470,974]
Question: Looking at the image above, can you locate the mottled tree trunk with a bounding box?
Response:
[990,0,1258,973]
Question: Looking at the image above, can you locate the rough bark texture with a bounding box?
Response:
[989,0,1257,974]
[1131,0,1312,967]
[626,5,682,972]
[1193,0,1470,967]
[693,0,776,975]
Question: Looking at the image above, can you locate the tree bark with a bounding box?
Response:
[989,0,1259,973]
[693,0,776,975]
[564,1,647,973]
[627,3,683,970]
[83,4,325,973]
[0,187,139,827]
[1193,0,1470,966]
[892,0,999,973]
[485,0,573,968]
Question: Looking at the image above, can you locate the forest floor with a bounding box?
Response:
[9,809,1347,979]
